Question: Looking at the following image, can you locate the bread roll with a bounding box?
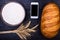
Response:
[41,3,59,38]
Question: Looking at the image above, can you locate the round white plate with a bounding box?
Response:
[2,2,25,26]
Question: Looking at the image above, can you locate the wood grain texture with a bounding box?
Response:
[41,3,59,38]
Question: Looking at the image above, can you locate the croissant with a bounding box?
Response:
[41,3,59,38]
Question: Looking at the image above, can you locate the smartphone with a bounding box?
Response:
[30,2,39,19]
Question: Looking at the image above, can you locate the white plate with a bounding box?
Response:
[2,2,25,26]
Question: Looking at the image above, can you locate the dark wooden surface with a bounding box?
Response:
[0,0,60,40]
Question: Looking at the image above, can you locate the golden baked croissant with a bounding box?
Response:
[41,3,59,38]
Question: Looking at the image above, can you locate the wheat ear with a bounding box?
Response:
[0,21,39,40]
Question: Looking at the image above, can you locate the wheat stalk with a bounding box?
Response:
[0,21,39,40]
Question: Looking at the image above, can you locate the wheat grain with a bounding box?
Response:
[0,21,39,40]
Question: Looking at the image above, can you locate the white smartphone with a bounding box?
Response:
[30,2,39,19]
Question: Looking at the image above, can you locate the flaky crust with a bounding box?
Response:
[41,3,59,38]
